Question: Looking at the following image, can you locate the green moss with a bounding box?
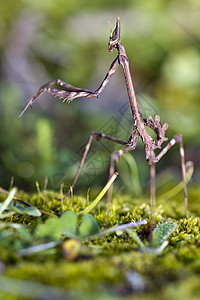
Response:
[0,188,200,299]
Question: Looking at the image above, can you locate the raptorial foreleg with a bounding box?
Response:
[18,79,58,118]
[19,57,120,118]
[48,57,120,101]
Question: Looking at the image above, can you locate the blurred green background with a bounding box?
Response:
[0,0,199,195]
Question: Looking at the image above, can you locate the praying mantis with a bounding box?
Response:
[19,17,188,218]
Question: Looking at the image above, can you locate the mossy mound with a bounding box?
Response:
[0,186,200,299]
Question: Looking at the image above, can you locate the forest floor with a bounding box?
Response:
[0,184,200,300]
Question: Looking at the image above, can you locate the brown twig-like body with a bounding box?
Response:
[19,17,188,218]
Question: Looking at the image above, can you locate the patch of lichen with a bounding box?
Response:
[1,188,200,299]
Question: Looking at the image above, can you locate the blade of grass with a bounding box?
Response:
[79,172,118,216]
[101,219,147,235]
[82,219,147,240]
[160,161,193,200]
[18,241,59,256]
[0,187,17,215]
[119,153,142,197]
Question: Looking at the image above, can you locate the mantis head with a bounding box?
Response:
[108,17,121,52]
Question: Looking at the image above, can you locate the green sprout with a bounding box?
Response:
[127,221,177,254]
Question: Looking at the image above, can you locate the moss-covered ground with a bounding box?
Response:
[0,185,200,300]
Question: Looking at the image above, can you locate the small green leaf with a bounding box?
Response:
[79,214,100,238]
[37,218,61,240]
[60,211,78,237]
[14,203,41,217]
[22,206,41,217]
[152,221,177,249]
[16,227,32,242]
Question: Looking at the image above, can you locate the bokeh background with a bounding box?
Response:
[0,0,199,196]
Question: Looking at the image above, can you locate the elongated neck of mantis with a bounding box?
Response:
[118,43,140,119]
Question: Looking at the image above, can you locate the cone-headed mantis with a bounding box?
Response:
[19,17,188,218]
